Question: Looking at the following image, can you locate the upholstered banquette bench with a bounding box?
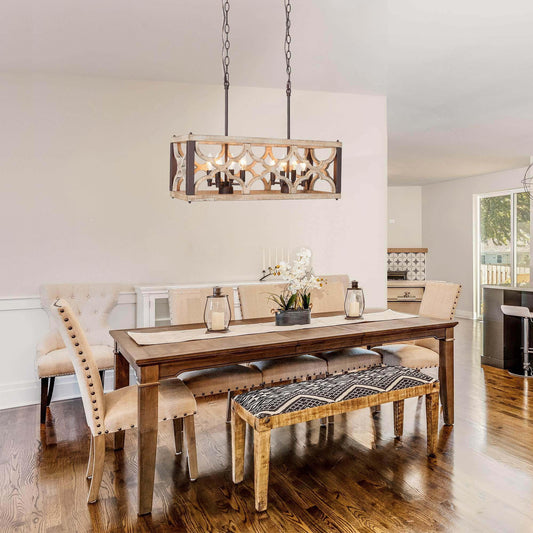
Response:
[231,365,439,511]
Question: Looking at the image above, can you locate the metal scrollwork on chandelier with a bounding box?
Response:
[169,0,342,202]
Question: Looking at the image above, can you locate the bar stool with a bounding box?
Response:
[501,305,533,377]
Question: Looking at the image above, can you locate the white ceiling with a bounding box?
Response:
[2,0,532,184]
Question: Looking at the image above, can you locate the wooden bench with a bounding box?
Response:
[231,365,440,511]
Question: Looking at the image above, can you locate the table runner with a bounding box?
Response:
[127,309,417,346]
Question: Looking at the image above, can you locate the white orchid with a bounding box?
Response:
[270,248,326,310]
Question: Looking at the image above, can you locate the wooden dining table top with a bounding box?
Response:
[110,311,458,378]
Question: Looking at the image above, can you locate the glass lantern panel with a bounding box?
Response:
[205,296,231,331]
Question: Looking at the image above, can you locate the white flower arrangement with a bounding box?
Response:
[269,248,326,311]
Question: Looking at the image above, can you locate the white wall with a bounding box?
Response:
[0,72,387,409]
[387,186,422,247]
[421,167,527,317]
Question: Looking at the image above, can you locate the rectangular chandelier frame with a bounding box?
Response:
[169,134,342,202]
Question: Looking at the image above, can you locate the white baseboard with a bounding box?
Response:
[0,369,137,411]
[455,308,474,320]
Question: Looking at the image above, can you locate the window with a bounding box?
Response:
[474,190,530,318]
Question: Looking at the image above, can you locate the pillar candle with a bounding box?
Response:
[211,311,226,331]
[348,300,360,317]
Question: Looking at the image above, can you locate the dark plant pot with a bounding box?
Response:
[275,308,311,326]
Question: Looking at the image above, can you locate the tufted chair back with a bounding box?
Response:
[40,284,121,346]
[168,287,235,325]
[50,299,106,436]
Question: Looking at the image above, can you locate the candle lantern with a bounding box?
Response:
[204,286,232,332]
[344,280,365,319]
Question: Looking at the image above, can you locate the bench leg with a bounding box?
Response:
[254,429,271,512]
[393,400,404,438]
[231,411,246,484]
[425,391,439,457]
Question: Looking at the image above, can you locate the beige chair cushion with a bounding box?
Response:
[168,287,235,325]
[250,355,327,384]
[318,348,382,375]
[178,365,262,396]
[103,379,197,434]
[413,337,439,353]
[238,283,287,320]
[37,345,114,378]
[372,344,439,369]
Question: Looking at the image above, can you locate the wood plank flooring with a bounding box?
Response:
[1,319,533,532]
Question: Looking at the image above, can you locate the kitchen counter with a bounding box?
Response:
[482,284,533,292]
[482,285,533,371]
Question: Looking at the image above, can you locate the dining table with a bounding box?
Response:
[110,311,458,515]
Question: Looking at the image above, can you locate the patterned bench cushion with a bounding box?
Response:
[234,365,437,419]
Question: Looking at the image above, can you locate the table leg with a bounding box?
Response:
[137,366,159,515]
[439,327,454,425]
[114,347,130,450]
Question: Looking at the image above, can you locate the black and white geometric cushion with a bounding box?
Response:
[234,365,437,419]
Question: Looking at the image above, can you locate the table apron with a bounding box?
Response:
[152,327,450,379]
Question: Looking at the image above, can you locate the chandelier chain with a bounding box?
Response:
[222,0,230,90]
[284,0,292,98]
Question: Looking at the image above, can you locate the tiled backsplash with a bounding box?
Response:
[387,251,426,281]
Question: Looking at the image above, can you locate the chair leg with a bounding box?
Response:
[86,435,94,479]
[226,391,232,424]
[254,429,271,512]
[328,415,335,425]
[232,410,246,484]
[183,415,198,481]
[425,391,439,457]
[46,377,55,406]
[99,370,105,388]
[40,378,49,424]
[173,418,183,455]
[393,400,404,438]
[371,404,381,416]
[87,434,105,503]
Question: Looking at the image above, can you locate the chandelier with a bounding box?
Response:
[169,0,342,202]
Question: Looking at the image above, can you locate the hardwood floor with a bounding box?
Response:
[2,319,533,532]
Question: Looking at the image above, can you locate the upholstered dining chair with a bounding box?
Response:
[305,274,382,375]
[37,283,121,424]
[168,287,263,423]
[50,298,198,504]
[372,281,462,369]
[237,284,328,385]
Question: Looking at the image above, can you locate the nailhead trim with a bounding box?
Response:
[82,359,86,363]
[60,309,64,313]
[67,326,72,330]
[64,318,69,322]
[92,400,96,403]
